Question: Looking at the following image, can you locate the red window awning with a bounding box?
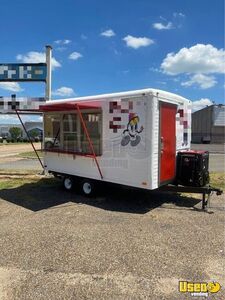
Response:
[14,100,103,179]
[15,101,101,113]
[39,101,101,112]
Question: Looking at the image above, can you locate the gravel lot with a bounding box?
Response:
[0,177,224,299]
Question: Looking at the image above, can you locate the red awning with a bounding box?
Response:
[40,101,101,112]
[16,101,101,112]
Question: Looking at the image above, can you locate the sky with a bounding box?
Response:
[0,0,224,123]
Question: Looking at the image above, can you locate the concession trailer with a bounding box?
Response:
[37,88,197,195]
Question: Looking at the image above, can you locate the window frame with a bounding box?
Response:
[43,108,103,156]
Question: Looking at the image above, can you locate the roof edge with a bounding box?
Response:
[47,88,190,105]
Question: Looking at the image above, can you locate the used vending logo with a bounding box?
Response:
[179,281,221,297]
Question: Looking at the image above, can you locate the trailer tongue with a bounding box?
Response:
[159,184,223,211]
[159,149,223,211]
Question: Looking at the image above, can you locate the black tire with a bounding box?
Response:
[80,179,95,197]
[63,176,74,191]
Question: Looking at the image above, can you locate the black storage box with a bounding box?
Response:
[176,150,209,187]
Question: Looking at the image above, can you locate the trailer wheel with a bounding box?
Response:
[81,179,95,197]
[63,176,74,191]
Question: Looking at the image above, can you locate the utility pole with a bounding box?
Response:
[45,45,52,101]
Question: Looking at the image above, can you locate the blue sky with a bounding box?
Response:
[0,0,224,123]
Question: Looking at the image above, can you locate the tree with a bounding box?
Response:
[29,128,40,138]
[9,127,22,140]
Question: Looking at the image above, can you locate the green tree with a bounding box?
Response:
[29,128,40,138]
[9,127,22,140]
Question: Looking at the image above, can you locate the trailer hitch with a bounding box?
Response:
[158,184,223,211]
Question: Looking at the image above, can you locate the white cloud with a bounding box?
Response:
[63,39,71,44]
[0,114,41,124]
[155,13,185,32]
[56,47,67,52]
[0,115,19,123]
[16,51,61,70]
[149,67,161,73]
[100,29,116,37]
[161,44,225,75]
[181,74,217,89]
[153,22,173,30]
[52,87,75,97]
[68,52,83,60]
[173,12,185,18]
[37,116,43,121]
[192,98,213,112]
[54,39,71,45]
[0,82,23,92]
[123,35,154,49]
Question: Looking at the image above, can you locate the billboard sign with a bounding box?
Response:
[0,63,47,82]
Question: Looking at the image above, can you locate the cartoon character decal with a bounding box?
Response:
[121,113,144,146]
[109,100,145,148]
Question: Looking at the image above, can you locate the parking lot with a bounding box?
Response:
[0,143,224,299]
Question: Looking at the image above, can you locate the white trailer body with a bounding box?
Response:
[42,88,191,190]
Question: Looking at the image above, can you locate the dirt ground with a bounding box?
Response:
[0,144,224,299]
[0,143,41,158]
[0,177,224,299]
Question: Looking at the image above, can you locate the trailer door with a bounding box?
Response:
[159,102,177,185]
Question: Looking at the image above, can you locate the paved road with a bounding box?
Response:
[191,143,224,172]
[191,143,225,153]
[208,154,225,172]
[0,158,43,172]
[0,143,43,172]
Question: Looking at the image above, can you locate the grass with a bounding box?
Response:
[0,177,58,190]
[17,150,43,159]
[180,172,225,199]
[0,169,41,175]
[209,172,225,190]
[0,178,37,189]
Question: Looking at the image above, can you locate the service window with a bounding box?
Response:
[44,110,102,155]
[63,114,78,152]
[44,113,61,149]
[80,112,102,155]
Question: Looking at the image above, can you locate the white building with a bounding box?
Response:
[192,104,225,143]
[0,122,43,138]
